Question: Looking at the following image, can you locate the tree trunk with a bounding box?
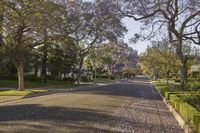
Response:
[34,63,38,77]
[94,68,96,84]
[180,57,188,89]
[176,41,187,89]
[77,57,84,85]
[0,11,4,47]
[41,44,47,83]
[166,70,170,85]
[16,62,24,91]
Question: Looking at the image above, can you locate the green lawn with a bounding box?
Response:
[0,80,82,89]
[0,90,48,96]
[95,78,114,83]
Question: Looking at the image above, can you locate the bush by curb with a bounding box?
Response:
[170,94,200,132]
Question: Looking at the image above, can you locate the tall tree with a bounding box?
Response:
[139,41,179,80]
[1,0,57,90]
[118,0,200,88]
[66,0,127,84]
[93,41,138,77]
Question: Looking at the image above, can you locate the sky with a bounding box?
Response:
[83,0,149,54]
[122,17,200,55]
[122,17,150,54]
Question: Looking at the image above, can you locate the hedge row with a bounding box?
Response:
[164,91,200,100]
[152,81,200,132]
[169,94,200,132]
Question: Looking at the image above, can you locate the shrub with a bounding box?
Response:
[0,76,17,80]
[63,77,75,83]
[158,87,169,96]
[109,75,116,80]
[169,94,200,131]
[187,78,196,82]
[194,114,200,133]
[98,75,109,79]
[169,84,182,91]
[186,82,200,91]
[152,82,170,96]
[180,95,200,111]
[174,79,181,83]
[81,76,92,82]
[24,75,41,82]
[165,91,180,100]
[98,75,116,80]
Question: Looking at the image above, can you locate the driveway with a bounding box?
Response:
[0,80,184,133]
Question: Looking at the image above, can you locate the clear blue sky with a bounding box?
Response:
[123,17,149,54]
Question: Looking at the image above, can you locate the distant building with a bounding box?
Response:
[191,60,200,78]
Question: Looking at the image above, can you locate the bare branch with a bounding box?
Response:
[180,10,200,35]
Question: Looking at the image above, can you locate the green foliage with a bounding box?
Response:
[98,75,116,80]
[48,42,78,78]
[140,41,180,80]
[152,81,173,96]
[84,58,93,72]
[81,76,92,82]
[169,84,183,91]
[165,91,180,100]
[186,82,200,91]
[174,79,181,83]
[63,77,75,83]
[0,80,77,89]
[169,94,200,131]
[180,95,200,111]
[0,0,128,88]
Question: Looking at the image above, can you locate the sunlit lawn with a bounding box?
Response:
[0,90,48,96]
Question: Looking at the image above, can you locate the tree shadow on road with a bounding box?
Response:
[0,104,121,132]
[0,104,184,133]
[75,83,162,100]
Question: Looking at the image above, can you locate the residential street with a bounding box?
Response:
[0,80,184,133]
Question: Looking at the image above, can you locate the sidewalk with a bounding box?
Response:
[0,96,24,104]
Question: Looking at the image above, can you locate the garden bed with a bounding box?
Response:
[152,80,200,132]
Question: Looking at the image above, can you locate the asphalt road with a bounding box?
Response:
[0,80,184,133]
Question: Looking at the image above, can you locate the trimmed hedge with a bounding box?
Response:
[152,80,200,132]
[186,82,200,91]
[169,94,200,132]
[165,91,180,100]
[152,82,170,96]
[164,91,200,100]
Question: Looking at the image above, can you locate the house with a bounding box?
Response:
[191,60,200,78]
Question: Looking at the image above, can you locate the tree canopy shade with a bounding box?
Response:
[116,0,200,88]
[89,40,138,77]
[66,0,127,84]
[0,0,49,90]
[0,0,127,90]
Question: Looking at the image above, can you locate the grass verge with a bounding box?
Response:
[0,90,48,96]
[0,80,84,89]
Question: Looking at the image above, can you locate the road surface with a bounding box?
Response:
[0,80,184,133]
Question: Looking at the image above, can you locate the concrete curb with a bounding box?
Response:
[151,82,197,133]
